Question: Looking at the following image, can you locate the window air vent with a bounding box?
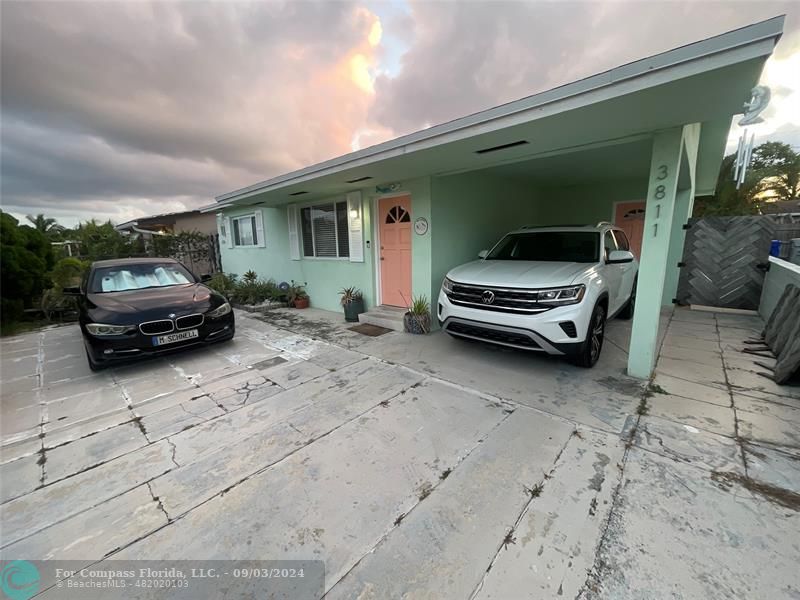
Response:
[475,140,529,154]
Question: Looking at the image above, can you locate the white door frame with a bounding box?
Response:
[372,191,412,307]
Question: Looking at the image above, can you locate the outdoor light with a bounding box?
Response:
[350,208,359,219]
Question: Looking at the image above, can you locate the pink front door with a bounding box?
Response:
[379,196,412,307]
[614,201,646,258]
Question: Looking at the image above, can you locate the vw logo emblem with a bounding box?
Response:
[481,290,495,304]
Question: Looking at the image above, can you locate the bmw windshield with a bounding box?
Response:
[90,263,195,293]
[486,231,600,263]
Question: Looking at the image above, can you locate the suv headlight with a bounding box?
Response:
[442,277,454,293]
[206,302,231,318]
[86,323,136,336]
[537,284,585,305]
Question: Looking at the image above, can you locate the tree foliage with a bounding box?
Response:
[695,141,800,217]
[1,211,54,322]
[26,213,66,239]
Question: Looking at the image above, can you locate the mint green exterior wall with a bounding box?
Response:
[219,177,436,314]
[536,180,648,226]
[219,202,376,313]
[429,172,541,307]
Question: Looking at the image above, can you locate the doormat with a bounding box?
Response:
[348,324,392,337]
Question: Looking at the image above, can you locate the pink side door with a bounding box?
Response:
[614,201,646,259]
[379,196,412,307]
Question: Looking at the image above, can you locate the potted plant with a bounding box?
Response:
[403,294,431,334]
[339,287,365,322]
[288,280,309,309]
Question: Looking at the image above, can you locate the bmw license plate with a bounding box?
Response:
[153,329,199,346]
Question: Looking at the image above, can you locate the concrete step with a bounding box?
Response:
[358,305,406,332]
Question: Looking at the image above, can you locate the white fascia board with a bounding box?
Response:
[215,16,784,207]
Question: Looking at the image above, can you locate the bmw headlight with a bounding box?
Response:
[537,284,585,305]
[442,277,454,294]
[206,302,231,318]
[86,323,136,336]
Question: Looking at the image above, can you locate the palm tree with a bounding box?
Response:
[26,213,65,237]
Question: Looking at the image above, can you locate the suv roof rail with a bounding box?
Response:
[520,223,587,229]
[595,221,615,228]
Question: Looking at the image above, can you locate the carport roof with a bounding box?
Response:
[210,15,784,209]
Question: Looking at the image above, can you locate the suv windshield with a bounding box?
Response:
[486,231,600,263]
[90,263,195,293]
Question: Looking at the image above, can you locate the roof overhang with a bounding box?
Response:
[212,15,784,210]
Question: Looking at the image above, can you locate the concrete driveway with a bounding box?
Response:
[1,308,798,598]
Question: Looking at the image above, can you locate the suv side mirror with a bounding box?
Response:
[478,250,489,259]
[607,250,635,264]
[200,274,212,282]
[62,286,82,296]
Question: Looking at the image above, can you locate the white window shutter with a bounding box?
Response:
[254,210,265,247]
[287,204,301,260]
[222,215,233,248]
[347,191,363,262]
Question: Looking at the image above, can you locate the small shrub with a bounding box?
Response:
[206,272,238,299]
[339,286,363,306]
[243,270,258,284]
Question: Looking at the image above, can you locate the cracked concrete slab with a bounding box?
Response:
[475,428,625,600]
[646,393,737,437]
[651,372,731,407]
[2,308,797,599]
[113,379,510,589]
[583,449,800,600]
[1,485,167,593]
[633,416,744,474]
[43,421,149,483]
[1,440,175,546]
[0,453,41,503]
[327,407,575,599]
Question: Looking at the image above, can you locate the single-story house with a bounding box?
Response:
[115,209,218,238]
[207,16,784,378]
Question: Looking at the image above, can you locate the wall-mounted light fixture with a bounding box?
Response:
[350,208,359,219]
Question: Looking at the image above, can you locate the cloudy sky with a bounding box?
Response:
[2,1,798,228]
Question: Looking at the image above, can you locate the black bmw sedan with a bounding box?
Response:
[65,258,235,370]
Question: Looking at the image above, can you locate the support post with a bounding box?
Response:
[627,128,684,379]
[662,123,700,306]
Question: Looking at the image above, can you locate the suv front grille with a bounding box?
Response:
[140,320,174,335]
[176,314,204,330]
[446,321,541,349]
[446,282,553,315]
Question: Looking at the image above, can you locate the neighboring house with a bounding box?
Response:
[207,17,784,379]
[761,198,800,223]
[115,209,218,238]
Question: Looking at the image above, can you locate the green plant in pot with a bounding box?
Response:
[403,294,430,334]
[339,287,365,322]
[288,280,309,309]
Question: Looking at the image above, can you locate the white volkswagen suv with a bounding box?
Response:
[437,223,638,367]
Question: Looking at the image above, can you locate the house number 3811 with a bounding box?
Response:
[654,164,668,199]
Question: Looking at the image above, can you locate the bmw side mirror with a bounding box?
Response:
[200,274,212,282]
[478,250,489,259]
[607,250,635,264]
[62,286,82,296]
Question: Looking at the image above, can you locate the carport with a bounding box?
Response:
[211,16,784,379]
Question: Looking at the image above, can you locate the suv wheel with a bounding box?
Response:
[619,278,637,320]
[574,303,606,368]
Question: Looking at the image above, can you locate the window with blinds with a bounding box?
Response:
[300,201,350,258]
